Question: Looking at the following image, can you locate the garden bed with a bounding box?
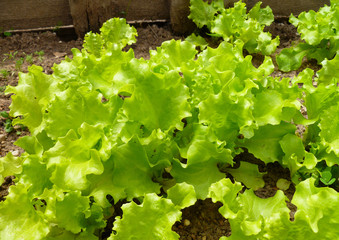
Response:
[0,19,317,239]
[0,0,336,235]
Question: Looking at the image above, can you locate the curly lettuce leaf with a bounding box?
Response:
[86,136,163,206]
[226,162,266,190]
[0,184,50,239]
[118,59,191,132]
[209,178,290,239]
[239,122,296,164]
[44,123,108,191]
[149,39,197,70]
[317,52,339,85]
[318,101,339,157]
[5,65,58,135]
[99,18,137,50]
[265,178,339,239]
[167,182,197,209]
[188,0,225,28]
[110,193,181,240]
[171,158,226,199]
[0,153,23,184]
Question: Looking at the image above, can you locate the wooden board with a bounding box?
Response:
[69,0,170,37]
[247,0,330,16]
[0,0,332,35]
[0,0,73,31]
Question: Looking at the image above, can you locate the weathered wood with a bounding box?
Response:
[0,0,72,31]
[69,0,171,37]
[170,0,195,34]
[247,0,330,16]
[0,0,332,36]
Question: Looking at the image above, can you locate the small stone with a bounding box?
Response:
[184,219,191,226]
[11,150,20,156]
[0,134,6,142]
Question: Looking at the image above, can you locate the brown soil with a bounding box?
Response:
[0,22,311,239]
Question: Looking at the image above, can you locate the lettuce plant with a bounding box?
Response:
[189,0,280,55]
[277,0,339,71]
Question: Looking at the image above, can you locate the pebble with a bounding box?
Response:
[0,134,6,142]
[11,150,20,156]
[184,219,191,226]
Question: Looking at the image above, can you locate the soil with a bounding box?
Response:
[0,21,315,239]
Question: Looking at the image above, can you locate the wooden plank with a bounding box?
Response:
[170,0,195,34]
[247,0,330,16]
[0,0,73,31]
[69,0,170,37]
[115,0,170,21]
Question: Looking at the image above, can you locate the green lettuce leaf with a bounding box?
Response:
[149,39,197,70]
[318,101,339,157]
[171,158,226,199]
[265,178,339,239]
[44,87,120,140]
[5,65,57,135]
[99,18,137,50]
[167,182,197,209]
[239,122,297,164]
[0,184,50,239]
[226,161,266,190]
[119,59,191,132]
[110,193,181,240]
[209,178,290,239]
[188,0,224,28]
[0,153,23,183]
[44,123,107,191]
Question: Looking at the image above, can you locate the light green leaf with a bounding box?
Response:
[239,122,296,164]
[110,137,161,201]
[45,123,107,191]
[319,101,339,156]
[199,90,254,143]
[54,191,91,233]
[276,43,310,72]
[175,123,233,166]
[120,59,191,132]
[188,0,224,28]
[171,158,225,199]
[276,178,291,190]
[318,52,339,85]
[83,32,103,57]
[185,33,208,50]
[208,178,243,219]
[0,153,23,183]
[167,182,197,209]
[279,133,306,175]
[5,65,57,134]
[150,39,197,70]
[110,193,181,240]
[99,18,137,50]
[14,135,43,155]
[0,184,50,239]
[226,162,266,190]
[44,87,120,140]
[18,155,53,196]
[248,2,274,26]
[253,90,284,126]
